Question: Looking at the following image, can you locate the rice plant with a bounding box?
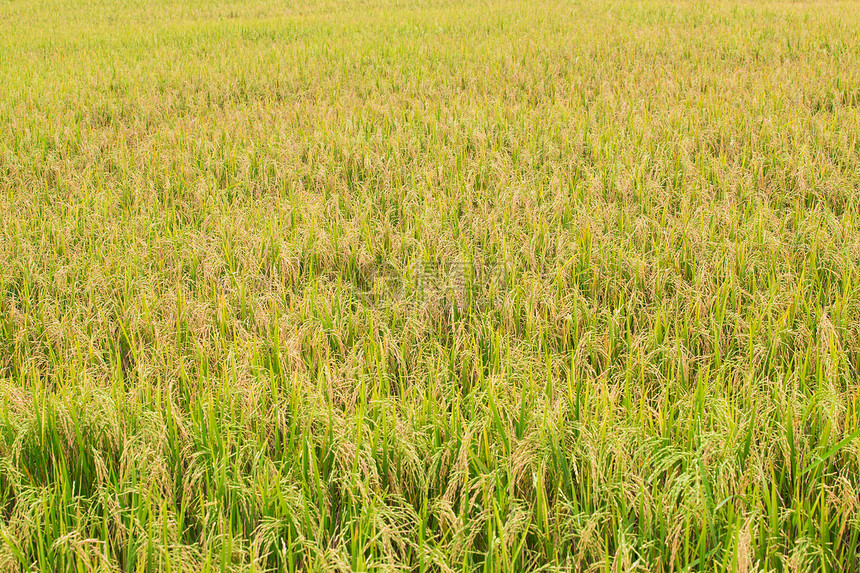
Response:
[1,0,860,570]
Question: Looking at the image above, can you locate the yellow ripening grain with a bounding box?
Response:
[1,0,859,570]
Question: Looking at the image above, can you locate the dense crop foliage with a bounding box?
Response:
[2,0,860,570]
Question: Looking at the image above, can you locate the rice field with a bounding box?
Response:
[2,0,860,570]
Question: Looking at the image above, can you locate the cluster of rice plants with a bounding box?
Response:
[1,0,860,570]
